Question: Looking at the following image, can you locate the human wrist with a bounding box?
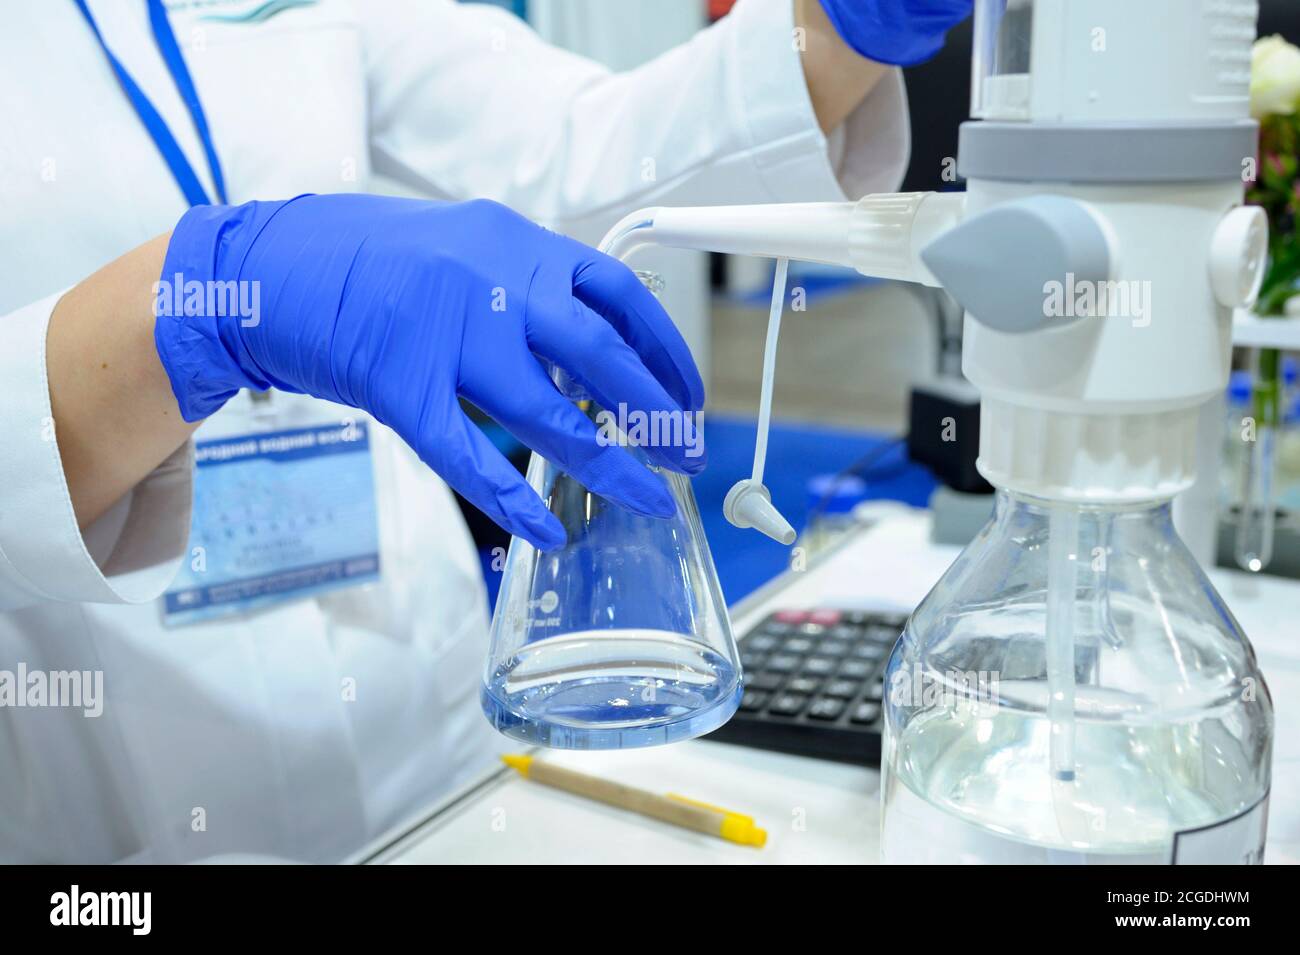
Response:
[153,199,298,421]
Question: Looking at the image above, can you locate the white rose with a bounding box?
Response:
[1251,35,1300,119]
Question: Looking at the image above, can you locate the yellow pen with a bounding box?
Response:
[501,754,767,848]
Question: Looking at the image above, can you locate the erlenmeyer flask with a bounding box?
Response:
[481,275,741,749]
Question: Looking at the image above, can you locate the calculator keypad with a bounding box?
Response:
[704,609,906,766]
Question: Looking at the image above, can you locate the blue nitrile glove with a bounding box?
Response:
[154,195,706,551]
[817,0,973,67]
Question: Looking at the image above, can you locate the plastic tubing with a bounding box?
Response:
[1046,505,1078,778]
[752,259,789,486]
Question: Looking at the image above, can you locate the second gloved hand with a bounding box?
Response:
[154,195,706,551]
[817,0,973,67]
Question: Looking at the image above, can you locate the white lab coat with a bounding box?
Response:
[0,0,908,863]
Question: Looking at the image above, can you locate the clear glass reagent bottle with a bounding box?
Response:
[881,490,1273,864]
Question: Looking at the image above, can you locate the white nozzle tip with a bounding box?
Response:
[724,480,797,546]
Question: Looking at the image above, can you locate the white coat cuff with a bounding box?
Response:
[729,0,911,202]
[0,292,192,609]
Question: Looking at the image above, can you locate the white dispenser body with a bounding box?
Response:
[959,177,1248,502]
[972,0,1256,123]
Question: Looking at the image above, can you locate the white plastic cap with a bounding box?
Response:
[1209,206,1268,310]
[977,398,1199,503]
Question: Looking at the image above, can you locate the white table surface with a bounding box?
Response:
[370,506,1300,865]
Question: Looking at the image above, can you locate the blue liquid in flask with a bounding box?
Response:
[481,628,742,749]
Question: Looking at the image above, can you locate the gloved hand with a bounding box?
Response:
[817,0,973,67]
[154,194,706,551]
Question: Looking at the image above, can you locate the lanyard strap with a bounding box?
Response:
[73,0,228,207]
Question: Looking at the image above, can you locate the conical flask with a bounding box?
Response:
[481,276,741,750]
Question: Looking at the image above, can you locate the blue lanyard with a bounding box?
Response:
[73,0,228,207]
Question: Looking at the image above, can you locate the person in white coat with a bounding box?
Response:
[0,0,967,863]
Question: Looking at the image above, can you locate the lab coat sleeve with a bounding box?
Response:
[0,292,193,611]
[361,0,910,239]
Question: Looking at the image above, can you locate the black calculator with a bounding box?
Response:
[704,609,907,766]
